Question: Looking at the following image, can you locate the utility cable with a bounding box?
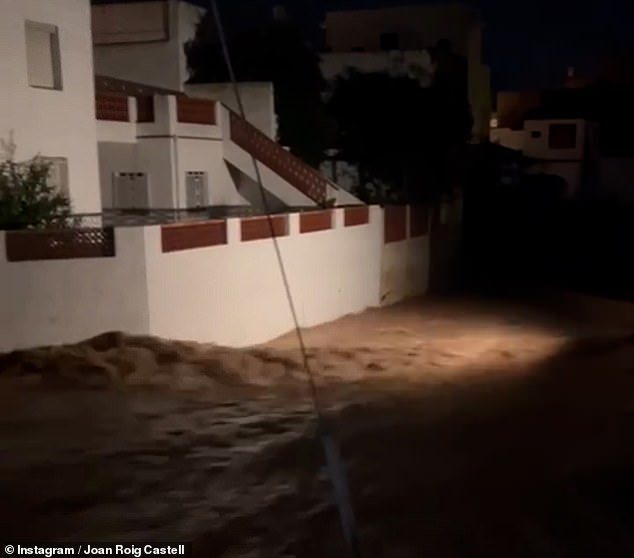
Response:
[209,2,361,555]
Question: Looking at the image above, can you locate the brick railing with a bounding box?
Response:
[176,97,216,125]
[161,220,227,253]
[5,228,116,262]
[95,93,129,122]
[344,206,369,227]
[383,205,431,243]
[409,205,430,237]
[299,210,333,233]
[229,111,329,205]
[241,215,288,242]
[384,205,408,243]
[136,96,155,123]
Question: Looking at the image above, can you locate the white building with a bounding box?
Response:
[491,117,598,197]
[92,0,204,93]
[0,0,359,222]
[0,0,102,214]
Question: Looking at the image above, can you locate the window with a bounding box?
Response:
[548,123,577,149]
[41,157,69,196]
[25,21,62,90]
[380,32,400,51]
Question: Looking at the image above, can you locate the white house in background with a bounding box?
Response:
[0,0,101,214]
[523,119,595,197]
[491,116,598,197]
[321,50,435,89]
[92,0,204,93]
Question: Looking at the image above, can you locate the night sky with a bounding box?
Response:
[191,0,634,91]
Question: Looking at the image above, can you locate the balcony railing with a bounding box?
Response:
[5,228,116,262]
[229,111,329,205]
[176,97,216,125]
[95,93,129,122]
[136,96,155,123]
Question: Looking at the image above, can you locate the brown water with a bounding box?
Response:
[1,294,634,557]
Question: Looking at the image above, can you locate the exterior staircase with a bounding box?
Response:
[219,104,362,210]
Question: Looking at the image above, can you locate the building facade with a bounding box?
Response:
[0,0,102,214]
[92,0,204,93]
[322,3,492,142]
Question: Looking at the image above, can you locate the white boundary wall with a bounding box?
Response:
[0,205,446,352]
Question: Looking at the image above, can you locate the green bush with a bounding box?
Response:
[0,151,73,231]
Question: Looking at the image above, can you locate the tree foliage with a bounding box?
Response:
[185,14,328,167]
[0,144,73,230]
[327,42,473,203]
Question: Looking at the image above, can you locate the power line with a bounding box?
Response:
[209,2,362,555]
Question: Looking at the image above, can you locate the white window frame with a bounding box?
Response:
[25,20,63,90]
[40,157,69,197]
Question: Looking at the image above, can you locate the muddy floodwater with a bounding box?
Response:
[1,294,634,557]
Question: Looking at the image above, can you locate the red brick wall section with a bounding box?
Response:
[344,206,369,227]
[95,93,129,122]
[409,205,430,237]
[176,97,216,125]
[136,96,155,123]
[241,215,288,241]
[5,228,116,262]
[384,205,407,243]
[161,220,227,253]
[299,210,333,233]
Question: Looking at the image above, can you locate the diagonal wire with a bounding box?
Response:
[209,3,362,556]
[209,0,322,418]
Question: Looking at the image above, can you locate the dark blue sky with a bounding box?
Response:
[201,0,634,91]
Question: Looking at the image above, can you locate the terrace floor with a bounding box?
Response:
[1,292,634,557]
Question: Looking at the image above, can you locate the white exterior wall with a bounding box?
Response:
[0,228,150,351]
[324,5,473,56]
[145,208,384,346]
[176,138,248,207]
[185,82,277,139]
[136,137,176,208]
[0,205,445,352]
[321,51,434,86]
[0,0,101,214]
[97,96,248,209]
[524,119,587,161]
[490,128,526,151]
[96,118,138,207]
[92,0,203,92]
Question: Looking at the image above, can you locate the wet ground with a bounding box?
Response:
[1,293,634,557]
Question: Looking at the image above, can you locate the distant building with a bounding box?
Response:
[321,3,492,143]
[490,80,634,202]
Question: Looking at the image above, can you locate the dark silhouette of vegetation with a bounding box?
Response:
[327,40,473,204]
[0,142,73,230]
[185,11,328,167]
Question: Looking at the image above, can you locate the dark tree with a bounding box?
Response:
[328,40,473,203]
[185,10,328,167]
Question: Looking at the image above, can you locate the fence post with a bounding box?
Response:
[226,217,241,245]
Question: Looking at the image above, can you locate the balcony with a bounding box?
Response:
[95,93,129,122]
[95,93,220,141]
[176,97,216,125]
